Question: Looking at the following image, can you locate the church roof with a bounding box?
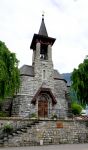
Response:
[20,65,34,77]
[38,17,48,36]
[54,69,63,79]
[20,65,66,82]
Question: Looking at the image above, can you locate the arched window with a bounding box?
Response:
[40,44,48,60]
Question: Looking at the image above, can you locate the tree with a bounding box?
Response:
[0,41,20,99]
[71,56,88,106]
[69,87,78,102]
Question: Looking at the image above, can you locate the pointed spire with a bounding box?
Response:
[30,13,56,50]
[38,13,48,36]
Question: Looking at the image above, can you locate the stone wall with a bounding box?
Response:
[12,75,36,117]
[12,95,33,117]
[53,79,68,117]
[12,77,68,117]
[54,79,67,99]
[0,119,88,147]
[19,76,34,95]
[12,75,68,117]
[12,41,68,117]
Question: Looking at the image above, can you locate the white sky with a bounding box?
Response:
[0,0,88,73]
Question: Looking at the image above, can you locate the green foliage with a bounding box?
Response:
[71,102,82,115]
[0,41,20,99]
[69,87,78,102]
[3,122,13,134]
[30,113,37,118]
[51,113,57,119]
[71,56,88,106]
[0,111,8,117]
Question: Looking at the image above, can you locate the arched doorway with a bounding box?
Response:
[31,87,57,118]
[38,94,48,118]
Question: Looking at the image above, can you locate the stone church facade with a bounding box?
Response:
[12,16,68,118]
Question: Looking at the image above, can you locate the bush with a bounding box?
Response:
[51,113,57,119]
[3,122,13,134]
[0,111,8,117]
[71,102,82,115]
[30,113,37,118]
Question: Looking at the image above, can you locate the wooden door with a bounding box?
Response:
[38,99,48,118]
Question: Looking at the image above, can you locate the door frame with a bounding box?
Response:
[38,94,48,118]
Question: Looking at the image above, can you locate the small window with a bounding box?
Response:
[43,70,46,79]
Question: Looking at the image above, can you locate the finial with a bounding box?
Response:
[42,11,45,20]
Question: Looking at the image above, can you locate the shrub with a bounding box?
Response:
[30,113,37,118]
[71,102,82,115]
[0,111,8,117]
[3,122,13,134]
[51,113,57,119]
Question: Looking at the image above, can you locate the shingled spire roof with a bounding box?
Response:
[30,14,56,50]
[38,14,48,36]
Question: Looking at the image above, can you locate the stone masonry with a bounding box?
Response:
[0,119,88,147]
[12,16,68,118]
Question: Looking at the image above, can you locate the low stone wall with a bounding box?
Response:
[0,118,88,147]
[0,117,34,130]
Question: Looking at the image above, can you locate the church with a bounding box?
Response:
[12,15,69,118]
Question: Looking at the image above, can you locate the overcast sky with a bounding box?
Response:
[0,0,88,73]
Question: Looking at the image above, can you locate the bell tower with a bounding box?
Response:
[30,14,56,89]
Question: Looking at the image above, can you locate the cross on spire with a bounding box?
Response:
[38,13,48,36]
[42,11,45,20]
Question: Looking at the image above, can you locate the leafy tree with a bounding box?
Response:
[0,41,20,99]
[71,56,88,106]
[69,87,78,102]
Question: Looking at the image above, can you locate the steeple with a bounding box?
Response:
[30,15,56,50]
[38,14,48,36]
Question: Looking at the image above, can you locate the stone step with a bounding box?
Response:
[0,135,4,140]
[20,129,27,133]
[0,140,4,144]
[0,120,87,147]
[27,124,31,127]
